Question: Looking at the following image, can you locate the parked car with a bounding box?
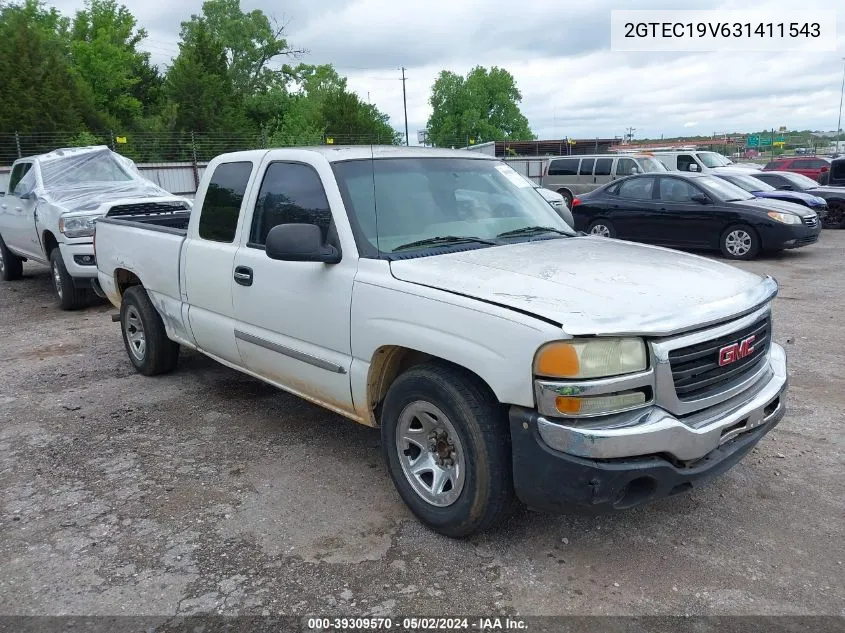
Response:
[518,173,574,227]
[712,173,829,216]
[762,156,831,182]
[652,151,761,175]
[540,153,667,208]
[749,170,845,228]
[94,147,787,537]
[571,172,820,260]
[816,155,845,187]
[0,146,190,309]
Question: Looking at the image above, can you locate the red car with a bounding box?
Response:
[763,156,831,182]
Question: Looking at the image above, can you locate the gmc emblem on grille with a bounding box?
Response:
[718,335,756,366]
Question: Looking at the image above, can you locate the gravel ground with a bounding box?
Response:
[0,234,843,619]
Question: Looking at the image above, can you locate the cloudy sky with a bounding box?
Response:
[50,0,845,142]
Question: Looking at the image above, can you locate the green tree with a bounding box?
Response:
[0,0,88,136]
[426,66,534,147]
[166,20,251,138]
[69,0,161,130]
[180,0,303,95]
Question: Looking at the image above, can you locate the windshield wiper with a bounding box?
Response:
[392,235,498,252]
[496,226,570,239]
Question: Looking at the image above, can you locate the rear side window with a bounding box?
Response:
[617,177,654,200]
[249,162,332,247]
[578,158,595,176]
[831,161,845,180]
[547,158,579,176]
[594,158,612,176]
[198,162,253,243]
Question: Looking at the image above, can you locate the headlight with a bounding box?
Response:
[767,211,801,225]
[59,213,100,238]
[534,338,647,379]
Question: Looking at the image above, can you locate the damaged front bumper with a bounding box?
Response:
[510,343,787,513]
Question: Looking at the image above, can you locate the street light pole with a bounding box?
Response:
[837,57,845,153]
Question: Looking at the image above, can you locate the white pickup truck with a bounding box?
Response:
[0,146,190,309]
[94,147,788,537]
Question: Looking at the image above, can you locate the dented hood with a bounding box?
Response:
[389,237,776,337]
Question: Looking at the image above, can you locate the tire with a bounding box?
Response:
[587,219,616,238]
[720,224,760,260]
[557,189,573,209]
[822,200,845,229]
[49,248,90,310]
[120,285,180,376]
[380,362,515,538]
[0,234,23,281]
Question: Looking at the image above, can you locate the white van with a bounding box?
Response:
[653,151,761,175]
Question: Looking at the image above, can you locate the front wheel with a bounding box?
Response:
[380,363,515,538]
[587,219,616,238]
[0,235,23,281]
[49,249,90,310]
[120,285,180,376]
[720,224,760,260]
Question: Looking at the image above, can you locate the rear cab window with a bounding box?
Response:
[197,162,253,242]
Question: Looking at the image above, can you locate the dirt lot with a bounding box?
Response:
[0,234,843,619]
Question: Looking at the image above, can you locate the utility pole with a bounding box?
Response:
[836,57,845,153]
[625,127,636,142]
[401,67,409,146]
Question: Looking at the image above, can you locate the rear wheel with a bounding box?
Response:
[587,219,616,238]
[720,224,760,260]
[0,235,23,281]
[120,285,180,376]
[49,249,90,310]
[380,363,515,538]
[557,189,573,209]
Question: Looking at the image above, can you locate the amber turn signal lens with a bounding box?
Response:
[554,396,582,414]
[535,343,579,377]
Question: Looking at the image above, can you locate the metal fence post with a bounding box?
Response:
[190,131,200,191]
[15,131,21,158]
[109,131,115,151]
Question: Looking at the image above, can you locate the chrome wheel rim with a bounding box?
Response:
[124,306,146,362]
[725,230,752,256]
[0,247,5,273]
[395,401,466,507]
[51,260,63,299]
[590,224,611,237]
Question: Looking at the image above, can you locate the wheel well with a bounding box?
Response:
[556,188,573,198]
[42,231,58,256]
[365,346,496,426]
[114,268,142,295]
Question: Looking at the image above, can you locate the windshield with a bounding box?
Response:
[638,157,668,173]
[40,150,134,188]
[780,172,820,190]
[696,152,731,168]
[696,175,756,201]
[332,158,574,257]
[723,174,775,192]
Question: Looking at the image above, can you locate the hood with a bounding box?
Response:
[753,190,826,207]
[389,237,775,337]
[734,197,817,218]
[807,186,845,198]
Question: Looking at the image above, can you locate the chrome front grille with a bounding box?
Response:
[803,215,819,228]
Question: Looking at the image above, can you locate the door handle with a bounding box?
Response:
[233,266,253,286]
[0,204,6,209]
[15,207,22,212]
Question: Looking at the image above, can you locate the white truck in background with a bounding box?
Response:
[93,146,788,537]
[0,146,190,309]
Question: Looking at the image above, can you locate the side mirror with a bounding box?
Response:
[629,166,640,175]
[265,223,341,264]
[688,163,700,172]
[691,194,711,205]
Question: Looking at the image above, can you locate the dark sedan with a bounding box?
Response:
[571,173,821,260]
[749,171,845,228]
[713,173,828,215]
